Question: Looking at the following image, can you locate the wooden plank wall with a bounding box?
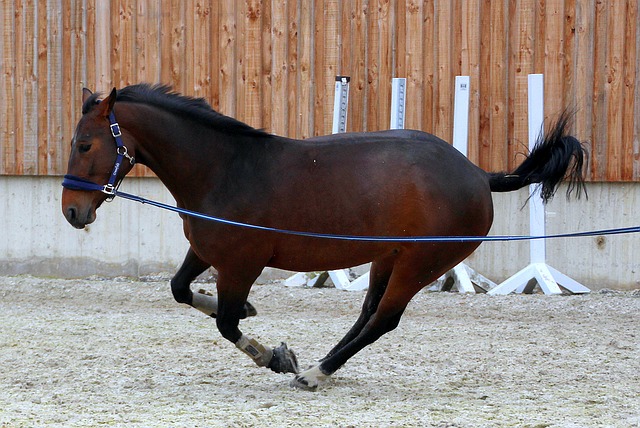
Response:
[1,0,639,181]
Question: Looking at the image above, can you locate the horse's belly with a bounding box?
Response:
[267,240,392,272]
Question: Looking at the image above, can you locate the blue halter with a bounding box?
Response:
[62,111,135,198]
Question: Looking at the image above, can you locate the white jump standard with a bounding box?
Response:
[488,74,590,296]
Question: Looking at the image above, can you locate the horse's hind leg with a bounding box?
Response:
[292,259,432,390]
[319,256,395,362]
[171,247,257,318]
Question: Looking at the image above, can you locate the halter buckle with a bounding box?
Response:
[102,183,117,197]
[110,122,122,138]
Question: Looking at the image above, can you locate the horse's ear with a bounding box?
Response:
[82,88,93,103]
[96,87,117,117]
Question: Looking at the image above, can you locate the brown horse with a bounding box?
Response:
[61,84,586,390]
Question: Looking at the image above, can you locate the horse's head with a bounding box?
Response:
[62,88,136,229]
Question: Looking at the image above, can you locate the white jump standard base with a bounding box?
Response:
[488,262,590,295]
[284,269,370,291]
[431,263,497,294]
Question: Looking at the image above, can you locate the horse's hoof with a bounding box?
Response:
[290,374,318,391]
[289,364,328,391]
[267,342,299,374]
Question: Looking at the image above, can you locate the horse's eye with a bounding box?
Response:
[78,144,92,153]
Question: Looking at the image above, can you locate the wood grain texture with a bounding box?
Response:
[0,0,638,181]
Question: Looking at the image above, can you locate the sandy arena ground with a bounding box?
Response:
[0,274,638,427]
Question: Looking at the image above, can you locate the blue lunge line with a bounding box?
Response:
[61,175,640,243]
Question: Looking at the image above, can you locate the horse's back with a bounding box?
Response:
[296,129,489,197]
[302,129,476,172]
[269,129,493,238]
[303,128,450,149]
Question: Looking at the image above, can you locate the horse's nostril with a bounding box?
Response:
[67,207,77,222]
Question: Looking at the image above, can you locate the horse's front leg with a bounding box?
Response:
[171,247,257,318]
[215,268,299,375]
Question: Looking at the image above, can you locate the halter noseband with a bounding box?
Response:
[62,111,135,199]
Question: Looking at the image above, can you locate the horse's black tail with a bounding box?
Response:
[488,110,588,203]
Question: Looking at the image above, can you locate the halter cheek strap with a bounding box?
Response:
[62,111,135,198]
[105,112,135,195]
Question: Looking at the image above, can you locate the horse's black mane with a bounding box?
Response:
[83,83,272,139]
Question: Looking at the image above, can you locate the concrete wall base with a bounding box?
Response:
[2,176,638,290]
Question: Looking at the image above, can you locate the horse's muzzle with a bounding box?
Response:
[63,204,96,229]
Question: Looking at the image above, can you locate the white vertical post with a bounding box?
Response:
[452,76,470,157]
[390,78,406,130]
[527,74,546,264]
[328,76,356,289]
[332,76,350,134]
[286,76,354,289]
[433,76,496,294]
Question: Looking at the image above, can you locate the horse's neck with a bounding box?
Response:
[118,102,260,206]
[121,105,236,204]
